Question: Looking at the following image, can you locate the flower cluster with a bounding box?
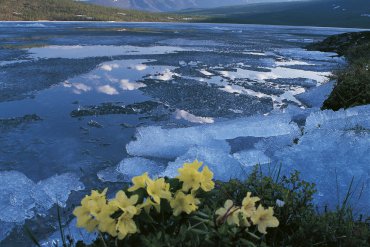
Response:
[177,160,215,192]
[73,160,279,242]
[73,188,140,239]
[73,160,214,239]
[215,192,279,234]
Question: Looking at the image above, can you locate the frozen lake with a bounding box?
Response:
[0,22,369,245]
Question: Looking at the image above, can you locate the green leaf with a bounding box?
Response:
[240,238,257,247]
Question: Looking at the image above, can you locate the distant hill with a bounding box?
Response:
[0,0,368,28]
[86,0,305,12]
[87,0,197,12]
[0,0,193,21]
[182,0,370,28]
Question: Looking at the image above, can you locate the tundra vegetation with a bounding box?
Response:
[0,0,199,22]
[307,31,370,110]
[28,161,370,247]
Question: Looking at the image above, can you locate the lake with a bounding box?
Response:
[1,22,369,245]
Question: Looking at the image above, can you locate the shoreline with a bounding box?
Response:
[0,20,369,31]
[307,31,370,110]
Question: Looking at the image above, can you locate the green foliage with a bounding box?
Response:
[60,166,369,247]
[323,57,370,110]
[0,0,199,22]
[70,162,279,247]
[308,32,370,110]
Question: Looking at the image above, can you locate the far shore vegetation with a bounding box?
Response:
[0,0,203,22]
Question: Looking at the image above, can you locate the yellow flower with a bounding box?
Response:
[97,204,118,237]
[177,160,203,192]
[215,200,241,226]
[128,172,151,192]
[107,191,140,240]
[170,191,200,216]
[200,166,215,192]
[139,198,161,214]
[239,211,252,227]
[241,192,260,217]
[251,205,279,234]
[146,178,172,204]
[73,206,99,232]
[73,189,108,232]
[116,212,138,240]
[110,191,140,215]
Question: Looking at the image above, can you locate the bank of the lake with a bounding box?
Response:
[307,31,370,110]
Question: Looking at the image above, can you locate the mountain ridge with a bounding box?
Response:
[0,0,194,21]
[183,0,370,29]
[86,0,305,12]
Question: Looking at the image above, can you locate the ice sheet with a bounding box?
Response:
[0,171,84,225]
[126,114,299,159]
[118,157,165,180]
[162,146,248,181]
[305,104,370,132]
[274,129,370,213]
[296,81,334,108]
[0,171,35,223]
[233,149,271,167]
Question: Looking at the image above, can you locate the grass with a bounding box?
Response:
[307,31,370,110]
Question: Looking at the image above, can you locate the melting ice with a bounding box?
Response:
[0,22,367,244]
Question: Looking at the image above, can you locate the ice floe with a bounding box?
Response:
[162,145,246,181]
[233,149,271,167]
[305,104,370,132]
[41,218,96,247]
[274,129,370,213]
[275,48,342,62]
[220,66,331,84]
[0,171,84,241]
[296,81,334,107]
[125,104,370,213]
[126,113,299,159]
[0,222,14,242]
[0,171,36,223]
[118,157,165,181]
